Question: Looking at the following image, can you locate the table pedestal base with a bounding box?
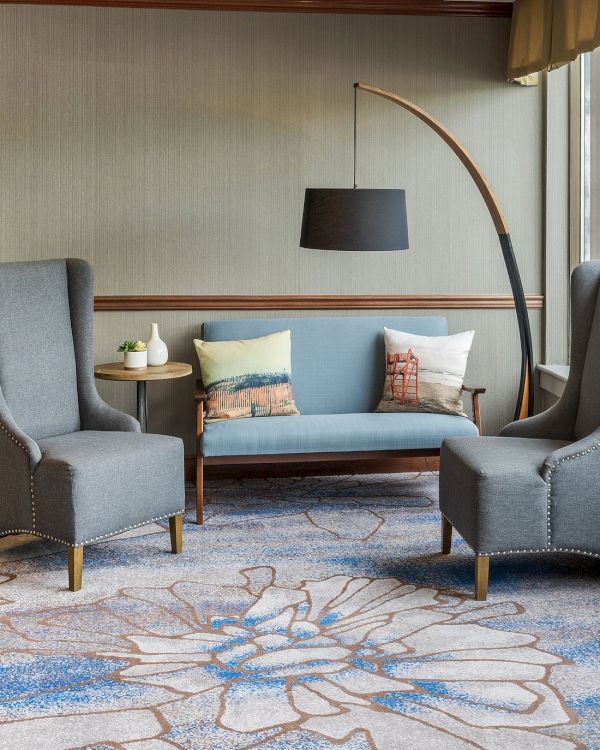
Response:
[137,381,148,432]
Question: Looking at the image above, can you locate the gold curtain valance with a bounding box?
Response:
[508,0,600,80]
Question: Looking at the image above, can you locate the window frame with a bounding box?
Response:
[570,51,595,269]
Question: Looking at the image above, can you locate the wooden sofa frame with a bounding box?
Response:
[193,383,485,524]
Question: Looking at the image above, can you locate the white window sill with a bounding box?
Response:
[537,364,569,398]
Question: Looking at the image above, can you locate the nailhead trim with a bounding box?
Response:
[0,510,185,548]
[481,547,600,558]
[544,440,600,550]
[0,419,36,529]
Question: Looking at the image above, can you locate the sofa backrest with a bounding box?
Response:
[202,315,448,415]
[0,259,81,440]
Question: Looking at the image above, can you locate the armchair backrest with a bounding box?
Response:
[0,259,81,440]
[574,261,600,439]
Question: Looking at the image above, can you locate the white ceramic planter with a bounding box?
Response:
[124,350,147,369]
[146,323,168,366]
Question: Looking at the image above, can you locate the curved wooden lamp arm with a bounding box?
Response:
[356,83,508,234]
[355,82,533,420]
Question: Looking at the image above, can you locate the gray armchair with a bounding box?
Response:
[440,261,600,600]
[0,258,185,591]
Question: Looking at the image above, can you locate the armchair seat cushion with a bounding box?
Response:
[34,431,184,546]
[439,436,569,554]
[202,412,479,457]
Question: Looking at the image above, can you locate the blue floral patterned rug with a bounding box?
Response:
[0,472,598,749]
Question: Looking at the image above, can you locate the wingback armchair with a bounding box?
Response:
[440,261,600,600]
[0,258,185,591]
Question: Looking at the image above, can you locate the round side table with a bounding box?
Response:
[94,361,193,432]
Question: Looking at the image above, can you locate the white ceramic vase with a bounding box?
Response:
[124,350,147,369]
[146,323,168,366]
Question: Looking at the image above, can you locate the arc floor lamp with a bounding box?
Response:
[300,82,534,421]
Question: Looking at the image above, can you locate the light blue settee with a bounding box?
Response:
[193,316,481,524]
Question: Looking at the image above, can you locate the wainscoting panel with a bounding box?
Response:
[95,294,544,311]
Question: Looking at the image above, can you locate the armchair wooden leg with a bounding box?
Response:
[68,546,83,592]
[169,514,183,554]
[441,515,452,554]
[196,455,204,525]
[474,555,489,601]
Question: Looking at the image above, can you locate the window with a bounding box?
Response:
[574,49,600,264]
[582,52,591,262]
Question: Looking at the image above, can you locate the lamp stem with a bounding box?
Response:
[353,81,534,419]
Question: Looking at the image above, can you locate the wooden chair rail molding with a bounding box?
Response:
[4,1,513,17]
[94,293,544,311]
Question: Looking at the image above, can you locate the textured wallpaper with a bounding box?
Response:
[0,6,544,446]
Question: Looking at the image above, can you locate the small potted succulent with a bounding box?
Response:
[118,340,147,369]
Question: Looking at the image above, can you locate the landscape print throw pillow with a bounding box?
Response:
[376,327,474,417]
[194,330,300,421]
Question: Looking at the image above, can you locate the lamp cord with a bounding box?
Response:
[353,84,357,189]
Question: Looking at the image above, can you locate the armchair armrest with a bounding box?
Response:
[0,386,42,532]
[500,397,575,441]
[81,390,140,432]
[0,387,41,470]
[540,428,600,553]
[462,384,486,434]
[542,429,600,477]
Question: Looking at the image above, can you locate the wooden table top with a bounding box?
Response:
[94,361,193,382]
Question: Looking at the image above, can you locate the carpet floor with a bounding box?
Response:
[0,472,598,750]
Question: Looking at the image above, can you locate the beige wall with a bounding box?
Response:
[0,6,545,448]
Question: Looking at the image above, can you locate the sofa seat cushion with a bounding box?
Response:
[439,436,569,554]
[202,412,479,457]
[34,430,185,545]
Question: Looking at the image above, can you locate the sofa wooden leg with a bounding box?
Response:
[68,546,83,592]
[441,515,452,554]
[474,555,489,601]
[196,455,204,525]
[169,514,183,554]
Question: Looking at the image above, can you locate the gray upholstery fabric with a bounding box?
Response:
[440,437,568,552]
[65,259,139,432]
[501,261,600,441]
[441,261,600,559]
[0,385,42,531]
[35,431,184,545]
[541,429,600,553]
[0,258,183,550]
[0,259,80,440]
[574,284,600,439]
[0,385,42,470]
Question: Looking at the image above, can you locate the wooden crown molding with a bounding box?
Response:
[3,1,513,16]
[94,293,543,311]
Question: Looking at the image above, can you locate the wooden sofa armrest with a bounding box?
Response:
[194,379,208,403]
[194,380,207,438]
[462,385,486,395]
[462,385,486,434]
